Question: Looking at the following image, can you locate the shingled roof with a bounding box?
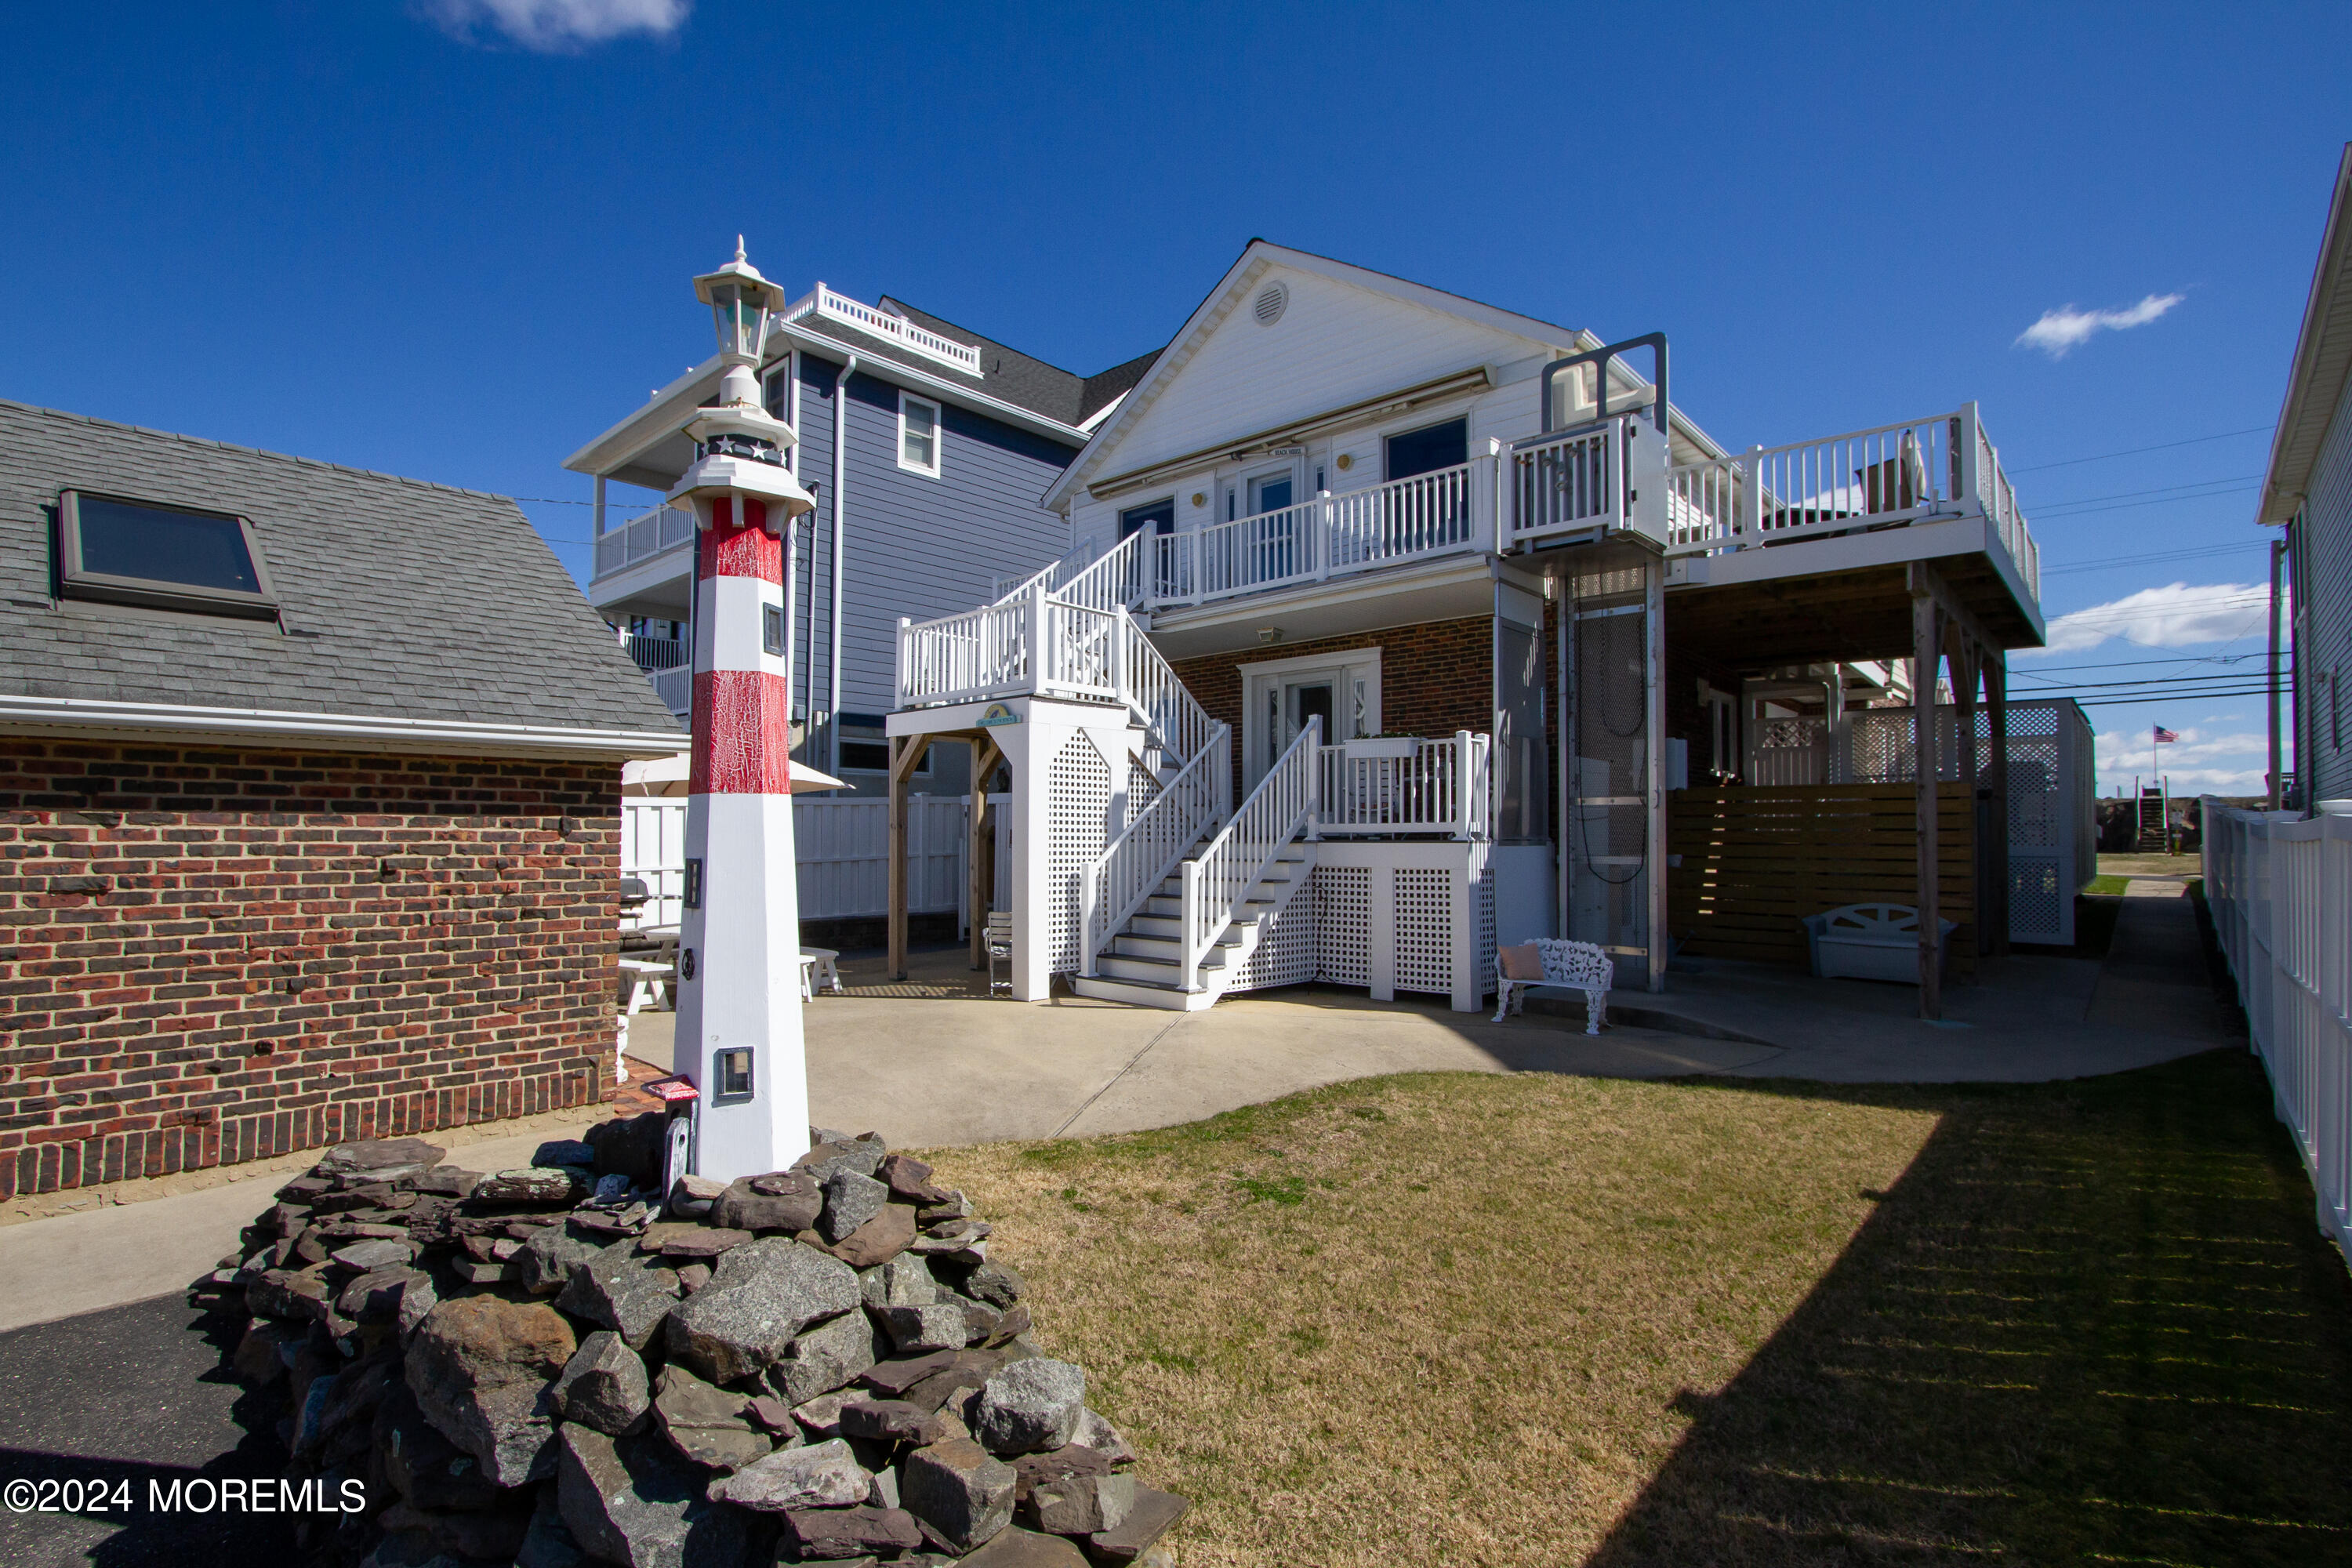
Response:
[791,296,1160,430]
[0,399,681,753]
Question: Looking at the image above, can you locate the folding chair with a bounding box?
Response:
[985,912,1014,997]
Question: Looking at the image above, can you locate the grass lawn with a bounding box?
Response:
[927,1051,2352,1566]
[2086,873,2133,895]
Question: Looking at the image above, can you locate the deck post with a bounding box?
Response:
[887,734,931,982]
[967,735,1000,971]
[1646,555,1668,995]
[1986,655,2010,956]
[1911,588,1944,1019]
[1950,624,1982,956]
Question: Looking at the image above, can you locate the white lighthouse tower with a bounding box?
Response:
[666,241,818,1183]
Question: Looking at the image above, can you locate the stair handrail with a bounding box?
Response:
[1120,612,1216,765]
[1079,723,1230,978]
[1179,715,1320,992]
[1052,530,1148,614]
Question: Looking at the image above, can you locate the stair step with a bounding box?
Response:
[1067,974,1218,1011]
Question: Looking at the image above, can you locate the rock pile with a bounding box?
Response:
[201,1123,1187,1568]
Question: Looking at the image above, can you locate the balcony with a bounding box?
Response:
[1316,734,1491,840]
[592,503,695,583]
[780,284,984,376]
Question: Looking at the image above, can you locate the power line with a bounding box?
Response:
[2006,424,2274,474]
[2031,473,2267,514]
[2042,541,2267,576]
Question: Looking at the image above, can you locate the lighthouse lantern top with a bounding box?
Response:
[694,238,788,365]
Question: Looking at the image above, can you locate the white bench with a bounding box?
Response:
[619,956,673,1014]
[801,946,844,997]
[1802,903,1958,983]
[1493,938,1613,1034]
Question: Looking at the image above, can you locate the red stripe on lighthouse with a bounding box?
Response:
[697,497,782,583]
[689,670,794,793]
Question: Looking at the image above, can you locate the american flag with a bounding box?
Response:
[2154,726,2180,744]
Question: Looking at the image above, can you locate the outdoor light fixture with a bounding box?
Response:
[1258,627,1283,643]
[696,236,786,373]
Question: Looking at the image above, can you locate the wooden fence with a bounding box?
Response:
[1668,782,1976,975]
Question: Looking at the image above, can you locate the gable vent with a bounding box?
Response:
[1252,281,1288,327]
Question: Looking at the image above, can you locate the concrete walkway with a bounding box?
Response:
[0,902,2243,1333]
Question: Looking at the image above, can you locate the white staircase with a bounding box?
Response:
[1074,840,1315,1010]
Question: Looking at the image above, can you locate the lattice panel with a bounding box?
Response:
[1047,732,1113,975]
[1232,880,1315,992]
[1475,866,1497,1000]
[1126,753,1164,829]
[1394,868,1455,996]
[1316,866,1372,986]
[2009,855,2064,943]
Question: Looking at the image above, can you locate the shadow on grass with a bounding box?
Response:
[1582,1048,2352,1566]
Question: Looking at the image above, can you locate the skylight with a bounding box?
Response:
[56,491,278,619]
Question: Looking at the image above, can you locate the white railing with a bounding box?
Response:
[2205,801,2352,1269]
[623,633,684,673]
[1151,456,1497,608]
[1316,733,1490,840]
[898,598,1031,707]
[1080,724,1232,976]
[1180,716,1321,991]
[1512,419,1628,543]
[593,504,696,579]
[781,283,984,374]
[1042,598,1122,700]
[1662,404,2040,601]
[1053,529,1149,614]
[1121,612,1217,763]
[648,666,691,715]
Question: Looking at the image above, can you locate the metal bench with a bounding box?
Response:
[1493,937,1613,1034]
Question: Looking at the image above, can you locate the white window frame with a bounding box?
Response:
[1237,648,1382,789]
[898,392,942,477]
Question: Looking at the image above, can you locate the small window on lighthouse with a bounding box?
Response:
[898,394,941,477]
[713,1048,753,1104]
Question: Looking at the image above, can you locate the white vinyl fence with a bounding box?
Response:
[2204,800,2352,1268]
[622,797,1011,931]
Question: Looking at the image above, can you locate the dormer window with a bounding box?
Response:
[55,490,278,619]
[898,394,941,477]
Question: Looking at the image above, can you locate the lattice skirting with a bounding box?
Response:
[1046,732,1113,975]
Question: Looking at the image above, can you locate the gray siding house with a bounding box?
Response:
[570,280,1153,797]
[2260,143,2352,809]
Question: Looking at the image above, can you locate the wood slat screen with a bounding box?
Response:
[1667,783,1976,975]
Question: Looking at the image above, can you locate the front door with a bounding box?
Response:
[1272,678,1334,771]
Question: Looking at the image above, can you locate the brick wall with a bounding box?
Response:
[0,738,619,1199]
[1169,617,1497,797]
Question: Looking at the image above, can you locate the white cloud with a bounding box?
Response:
[421,0,688,49]
[2016,292,2184,358]
[2093,724,2272,796]
[2027,580,2275,655]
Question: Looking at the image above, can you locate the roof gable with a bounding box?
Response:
[1044,242,1590,508]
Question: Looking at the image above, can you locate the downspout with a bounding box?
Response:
[830,353,858,783]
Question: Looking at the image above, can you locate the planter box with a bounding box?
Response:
[1802,903,1958,984]
[1343,738,1419,759]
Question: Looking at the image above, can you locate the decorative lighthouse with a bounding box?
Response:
[666,241,818,1183]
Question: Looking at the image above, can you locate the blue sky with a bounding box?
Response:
[3,1,2347,795]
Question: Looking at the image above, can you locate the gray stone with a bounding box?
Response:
[959,1298,1004,1345]
[552,1330,651,1436]
[819,1167,890,1242]
[405,1295,577,1486]
[1026,1471,1135,1534]
[1085,1486,1191,1566]
[401,1167,482,1200]
[1010,1444,1115,1504]
[961,1527,1094,1567]
[376,1497,535,1562]
[676,1262,712,1294]
[861,1252,939,1309]
[232,1318,300,1385]
[652,1363,771,1472]
[918,1190,975,1224]
[247,1267,331,1322]
[378,1379,503,1512]
[593,1171,633,1203]
[869,1463,901,1509]
[518,1224,605,1296]
[818,1203,918,1269]
[875,1302,971,1355]
[960,1261,1027,1309]
[1069,1406,1136,1465]
[710,1171,821,1233]
[793,1138,887,1183]
[330,1238,413,1272]
[452,1258,520,1286]
[901,1437,1018,1553]
[532,1138,597,1169]
[319,1138,446,1176]
[707,1437,869,1511]
[515,1486,588,1568]
[766,1301,882,1405]
[557,1240,681,1351]
[666,1173,723,1220]
[474,1167,575,1207]
[556,1425,747,1568]
[780,1504,924,1560]
[336,1265,434,1331]
[791,1387,858,1438]
[973,1360,1085,1456]
[663,1236,858,1385]
[648,1225,752,1261]
[840,1397,962,1446]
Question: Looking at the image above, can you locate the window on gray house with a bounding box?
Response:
[1385,417,1468,481]
[55,490,278,619]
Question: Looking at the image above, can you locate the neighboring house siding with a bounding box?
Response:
[0,739,617,1198]
[2304,383,2352,803]
[815,361,1073,718]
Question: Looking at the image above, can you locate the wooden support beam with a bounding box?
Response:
[1947,619,1984,956]
[966,735,1001,971]
[887,734,932,982]
[1912,588,1944,1019]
